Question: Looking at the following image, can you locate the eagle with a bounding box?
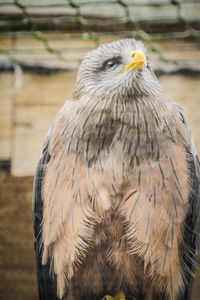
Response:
[33,38,200,300]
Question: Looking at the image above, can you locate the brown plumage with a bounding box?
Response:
[33,39,200,300]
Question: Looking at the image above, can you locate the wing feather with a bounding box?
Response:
[33,139,61,300]
[33,99,99,299]
[175,106,200,300]
[32,101,78,299]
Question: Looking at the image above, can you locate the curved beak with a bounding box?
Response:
[120,49,147,74]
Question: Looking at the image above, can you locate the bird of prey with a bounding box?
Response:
[33,38,200,300]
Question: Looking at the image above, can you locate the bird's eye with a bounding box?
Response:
[104,59,117,70]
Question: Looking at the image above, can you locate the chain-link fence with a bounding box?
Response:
[0,0,200,74]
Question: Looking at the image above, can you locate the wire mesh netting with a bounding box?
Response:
[0,0,200,73]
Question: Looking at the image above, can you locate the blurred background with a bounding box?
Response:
[0,0,200,299]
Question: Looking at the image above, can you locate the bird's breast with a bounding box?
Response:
[43,98,191,299]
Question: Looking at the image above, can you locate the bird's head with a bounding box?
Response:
[73,38,162,100]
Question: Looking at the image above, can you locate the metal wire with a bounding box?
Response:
[0,0,199,70]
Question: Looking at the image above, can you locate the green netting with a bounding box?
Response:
[0,0,199,68]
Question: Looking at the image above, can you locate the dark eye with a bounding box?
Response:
[104,59,117,70]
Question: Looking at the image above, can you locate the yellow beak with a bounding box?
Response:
[120,50,147,74]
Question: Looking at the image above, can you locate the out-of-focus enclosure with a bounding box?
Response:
[0,1,200,299]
